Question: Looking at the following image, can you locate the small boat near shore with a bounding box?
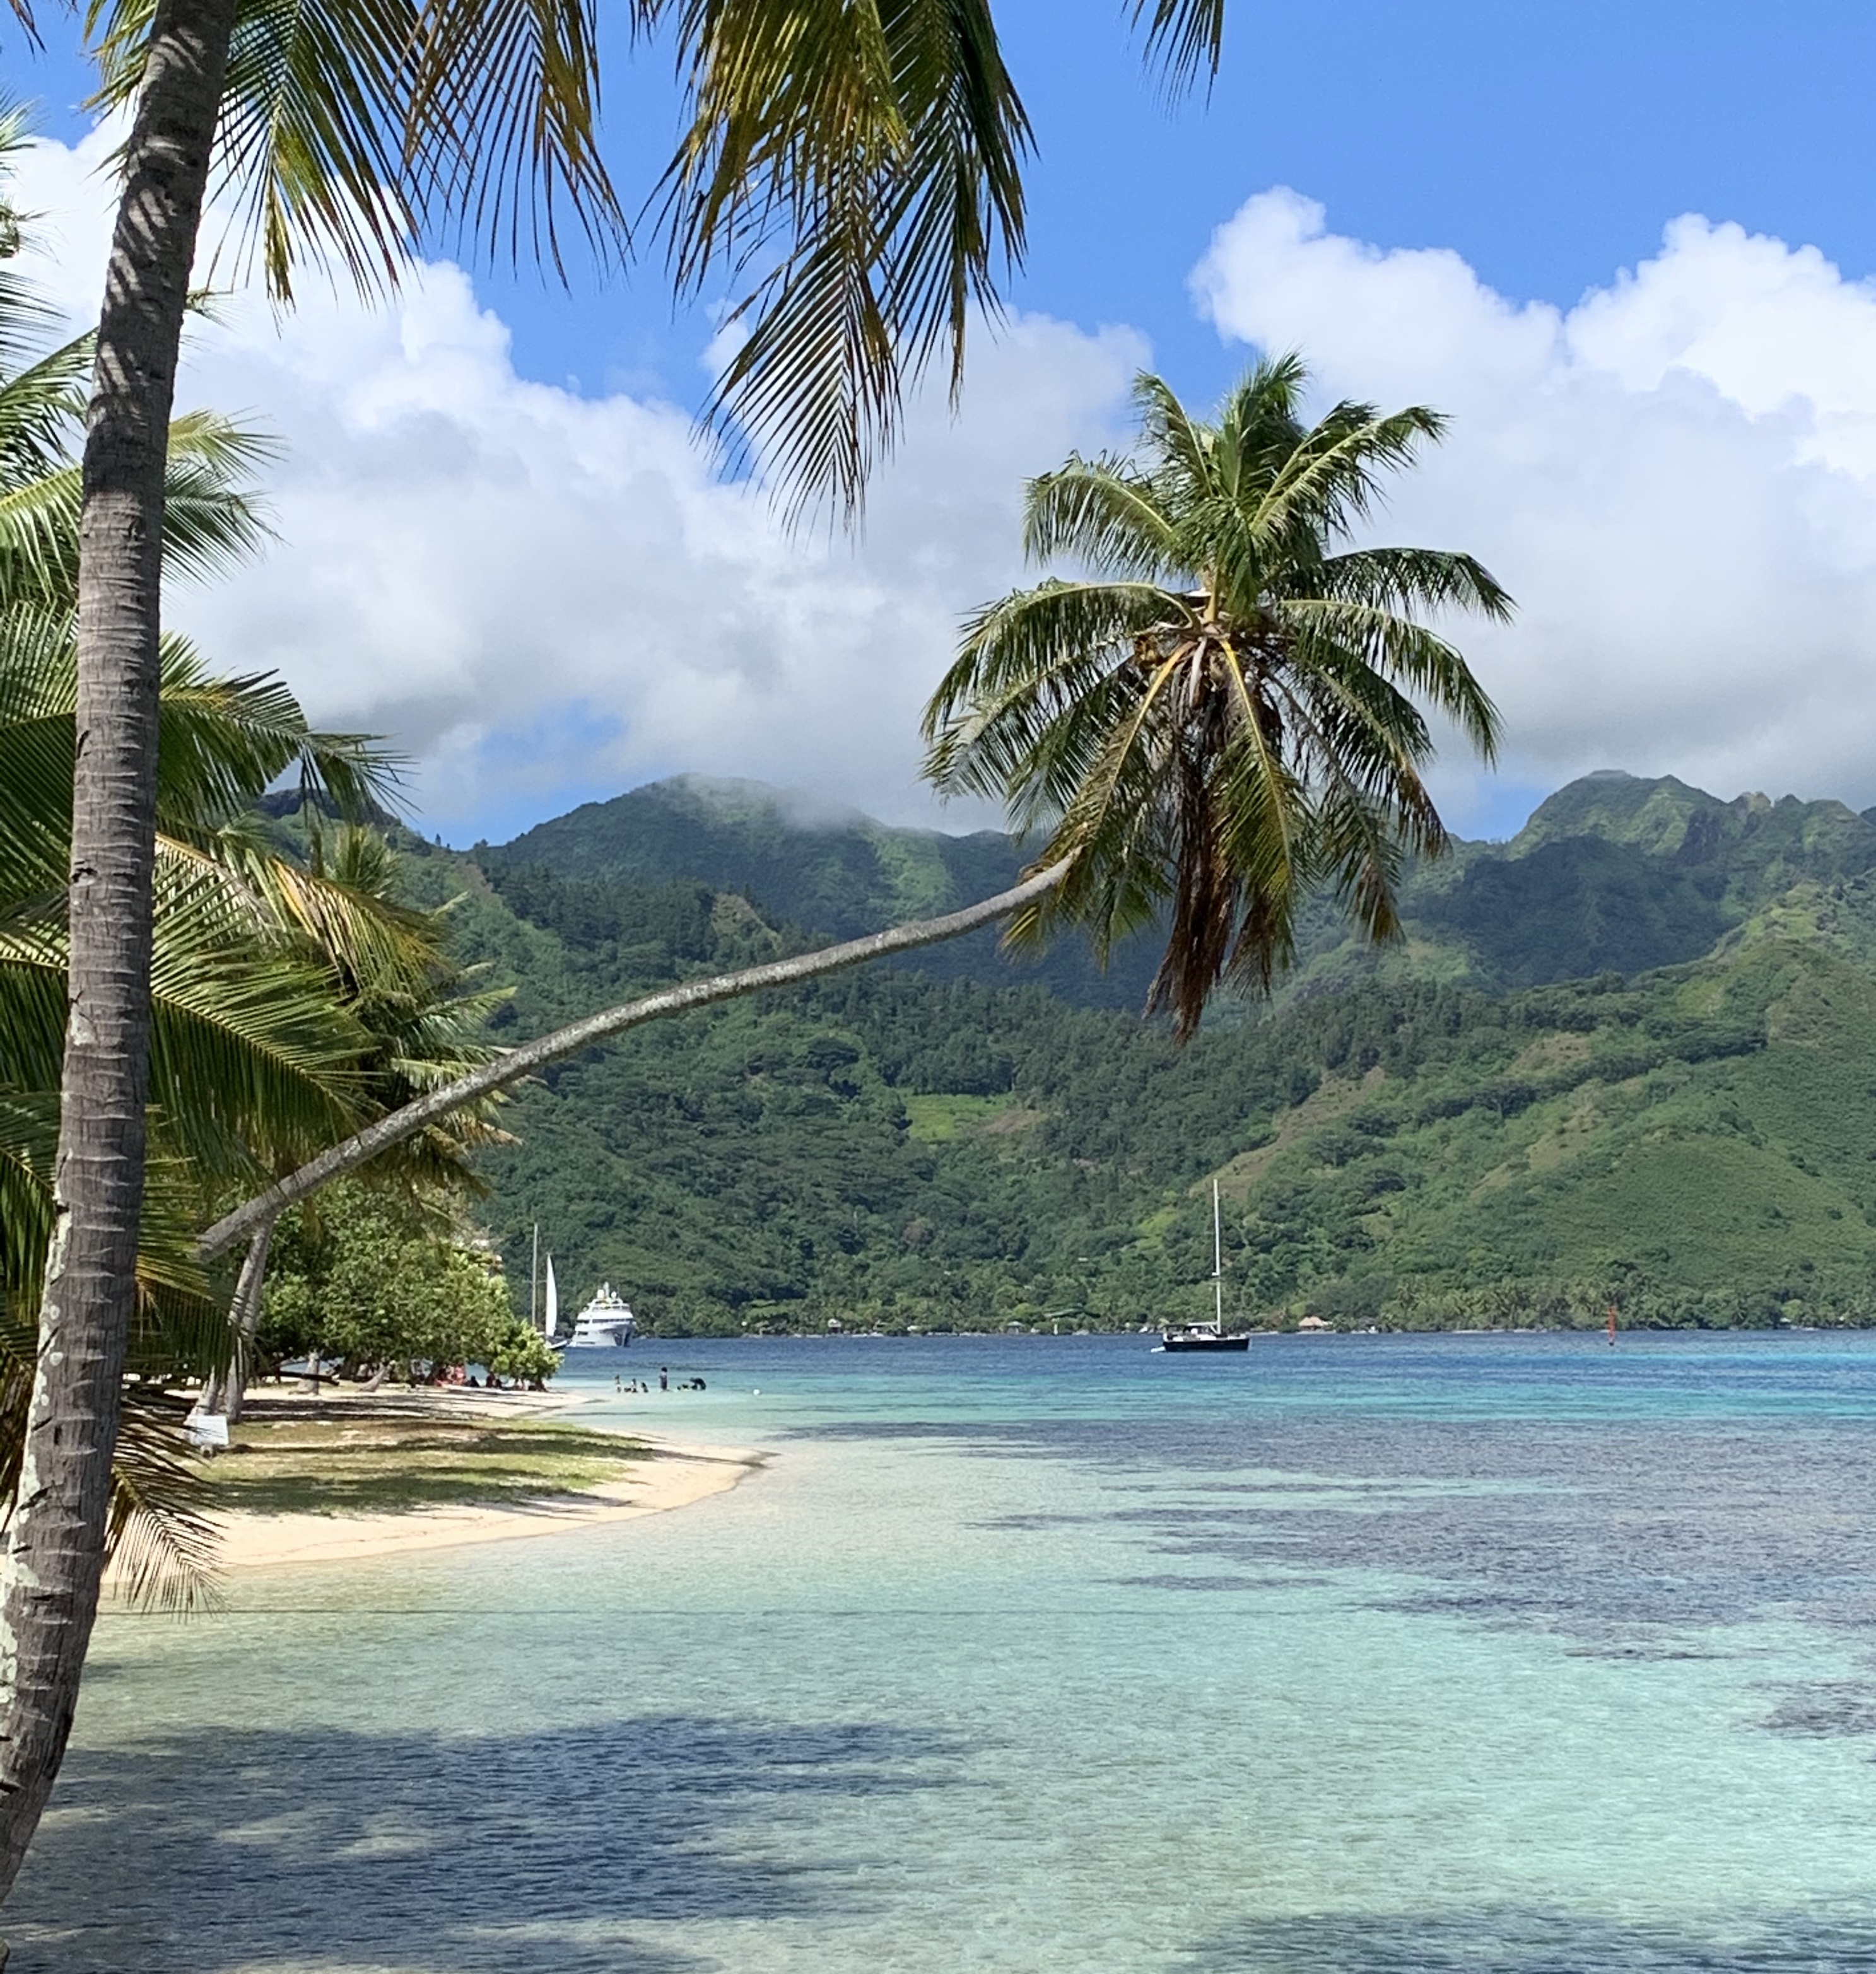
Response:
[1159,1181,1250,1354]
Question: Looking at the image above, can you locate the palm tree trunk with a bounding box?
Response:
[199,861,1069,1262]
[221,1217,274,1427]
[0,0,237,1902]
[197,1217,276,1424]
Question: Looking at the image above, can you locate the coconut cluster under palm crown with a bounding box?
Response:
[923,354,1513,1041]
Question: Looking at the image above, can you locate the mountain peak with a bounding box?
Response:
[650,774,875,834]
[1511,771,1876,870]
[1512,771,1727,858]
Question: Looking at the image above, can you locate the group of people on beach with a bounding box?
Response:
[615,1369,706,1393]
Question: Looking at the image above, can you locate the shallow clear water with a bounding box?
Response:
[18,1332,1876,1971]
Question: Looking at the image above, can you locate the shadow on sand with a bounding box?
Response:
[6,1712,967,1973]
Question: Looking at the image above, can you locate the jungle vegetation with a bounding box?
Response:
[438,768,1876,1336]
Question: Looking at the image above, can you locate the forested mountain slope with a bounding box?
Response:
[483,774,1167,1010]
[490,769,1876,1004]
[1292,771,1876,994]
[372,768,1876,1333]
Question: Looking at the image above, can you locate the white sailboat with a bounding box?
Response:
[1160,1180,1250,1353]
[542,1254,560,1343]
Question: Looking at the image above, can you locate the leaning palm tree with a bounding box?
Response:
[192,368,1511,1268]
[922,356,1512,1040]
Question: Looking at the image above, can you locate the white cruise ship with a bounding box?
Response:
[560,1282,636,1350]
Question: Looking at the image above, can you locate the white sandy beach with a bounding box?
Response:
[212,1436,762,1569]
[121,1382,768,1578]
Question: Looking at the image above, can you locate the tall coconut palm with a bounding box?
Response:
[0,139,411,1833]
[921,357,1513,1039]
[1,0,1229,1888]
[0,624,405,1608]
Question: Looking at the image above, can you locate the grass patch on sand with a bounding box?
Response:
[207,1412,651,1516]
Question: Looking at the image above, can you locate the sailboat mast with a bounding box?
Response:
[530,1223,539,1328]
[1213,1179,1223,1331]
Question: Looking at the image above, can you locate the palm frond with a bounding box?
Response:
[1129,0,1223,95]
[1131,368,1217,500]
[1281,594,1503,759]
[144,851,372,1178]
[0,1085,56,1317]
[216,0,422,300]
[155,636,404,829]
[156,411,280,584]
[104,1395,225,1615]
[0,334,90,488]
[0,101,57,357]
[666,0,1030,518]
[91,0,419,299]
[1247,397,1448,566]
[90,0,627,300]
[923,580,1186,821]
[0,399,271,609]
[403,0,626,277]
[0,604,78,907]
[1021,455,1178,578]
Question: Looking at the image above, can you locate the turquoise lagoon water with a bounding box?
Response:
[18,1331,1876,1970]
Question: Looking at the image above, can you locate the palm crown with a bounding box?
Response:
[79,0,1221,517]
[923,355,1513,1039]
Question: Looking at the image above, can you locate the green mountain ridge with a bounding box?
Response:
[485,773,1168,1009]
[375,767,1876,1332]
[490,767,1876,1002]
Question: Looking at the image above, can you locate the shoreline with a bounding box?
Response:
[117,1384,769,1581]
[210,1432,765,1570]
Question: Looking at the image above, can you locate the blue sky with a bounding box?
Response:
[23,1,1876,415]
[13,4,1876,842]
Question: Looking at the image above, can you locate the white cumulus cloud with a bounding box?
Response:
[12,124,1144,841]
[28,120,1876,846]
[1193,188,1876,826]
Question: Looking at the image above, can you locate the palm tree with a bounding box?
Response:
[1,0,1229,1888]
[0,624,409,1587]
[922,357,1512,1039]
[197,819,512,1424]
[0,635,407,1594]
[196,361,1510,1266]
[0,151,418,1680]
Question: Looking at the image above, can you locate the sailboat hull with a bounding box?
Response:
[1158,1181,1250,1353]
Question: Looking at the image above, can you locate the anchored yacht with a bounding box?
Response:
[562,1282,636,1350]
[1159,1181,1249,1354]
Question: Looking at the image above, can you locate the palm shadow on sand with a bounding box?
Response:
[7,1712,968,1973]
